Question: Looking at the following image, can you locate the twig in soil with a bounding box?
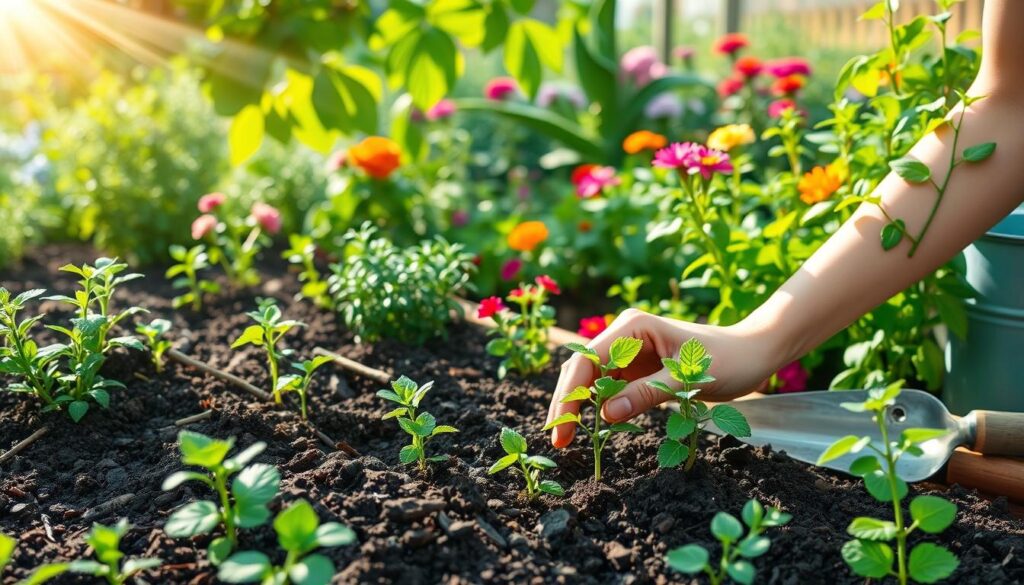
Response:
[82,493,135,521]
[0,426,49,465]
[312,347,391,384]
[167,348,273,402]
[174,410,214,427]
[304,422,362,458]
[41,513,57,543]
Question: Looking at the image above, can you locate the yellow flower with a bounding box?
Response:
[707,124,755,152]
[507,221,549,252]
[622,130,668,154]
[798,164,843,205]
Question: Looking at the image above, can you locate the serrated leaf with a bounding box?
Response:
[657,439,689,468]
[538,480,564,497]
[710,405,750,437]
[560,386,592,403]
[607,337,643,369]
[564,343,600,365]
[841,539,894,578]
[847,517,897,541]
[908,543,959,583]
[666,412,696,441]
[399,444,421,465]
[594,376,627,401]
[910,496,956,533]
[665,544,708,574]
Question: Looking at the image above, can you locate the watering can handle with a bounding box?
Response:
[970,410,1024,457]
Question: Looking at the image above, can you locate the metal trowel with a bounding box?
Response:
[705,389,1024,482]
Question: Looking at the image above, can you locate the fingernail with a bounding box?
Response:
[606,396,633,421]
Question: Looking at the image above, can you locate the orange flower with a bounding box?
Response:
[622,130,668,154]
[798,164,843,205]
[771,74,805,96]
[507,221,548,252]
[349,136,401,180]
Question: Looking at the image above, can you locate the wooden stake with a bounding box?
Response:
[167,348,273,402]
[312,347,391,385]
[0,426,49,465]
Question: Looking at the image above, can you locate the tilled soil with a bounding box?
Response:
[2,245,1023,584]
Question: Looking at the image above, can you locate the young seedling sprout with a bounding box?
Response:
[44,257,145,352]
[163,431,280,565]
[817,382,959,585]
[654,338,750,471]
[275,355,333,419]
[136,318,172,373]
[666,499,791,585]
[167,244,220,311]
[543,337,646,481]
[377,376,458,471]
[231,299,304,404]
[0,288,60,409]
[217,499,356,585]
[488,427,564,500]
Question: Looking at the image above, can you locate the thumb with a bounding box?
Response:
[601,368,678,424]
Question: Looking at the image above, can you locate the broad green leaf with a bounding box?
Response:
[165,500,221,537]
[594,376,627,401]
[742,500,763,528]
[538,480,564,497]
[376,389,404,405]
[864,469,908,502]
[488,453,520,474]
[889,157,931,183]
[817,435,866,465]
[505,19,562,99]
[406,28,458,111]
[657,438,688,468]
[564,342,600,365]
[542,413,580,430]
[229,104,264,167]
[208,537,233,566]
[841,539,893,578]
[910,496,957,533]
[737,535,770,558]
[399,444,421,465]
[962,142,995,162]
[908,543,959,583]
[665,544,708,574]
[666,412,696,441]
[726,559,755,585]
[500,427,528,454]
[315,523,357,547]
[901,428,949,445]
[847,517,897,541]
[162,471,210,491]
[397,418,423,437]
[560,386,592,403]
[881,220,906,251]
[849,455,881,477]
[677,338,708,376]
[231,325,265,349]
[415,412,437,436]
[233,464,280,508]
[312,64,379,135]
[648,380,676,396]
[68,400,89,422]
[710,512,743,543]
[179,431,234,468]
[526,455,558,469]
[274,500,320,554]
[218,550,272,583]
[607,337,643,369]
[710,405,751,437]
[289,553,335,585]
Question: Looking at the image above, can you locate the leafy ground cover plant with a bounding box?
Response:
[543,337,646,481]
[480,275,560,378]
[163,431,280,565]
[666,499,792,585]
[654,338,751,471]
[0,288,60,410]
[166,244,220,311]
[377,376,458,471]
[231,299,304,404]
[217,499,356,585]
[136,318,172,373]
[328,223,474,345]
[817,382,959,584]
[488,427,564,499]
[275,356,333,420]
[283,234,333,310]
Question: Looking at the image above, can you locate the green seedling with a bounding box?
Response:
[666,499,791,585]
[275,356,333,420]
[543,337,646,481]
[818,382,959,584]
[0,288,61,409]
[167,244,220,311]
[136,318,172,373]
[44,257,145,352]
[231,299,304,404]
[283,234,332,310]
[488,427,564,500]
[163,431,280,565]
[217,499,356,585]
[377,376,458,471]
[654,338,750,471]
[46,313,130,422]
[485,277,559,378]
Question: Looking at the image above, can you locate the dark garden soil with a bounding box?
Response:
[2,244,1024,585]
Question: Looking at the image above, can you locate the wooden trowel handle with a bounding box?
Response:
[947,448,1024,503]
[971,410,1024,457]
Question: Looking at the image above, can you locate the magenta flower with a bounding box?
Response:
[500,258,523,281]
[535,274,561,295]
[451,209,469,227]
[653,142,701,170]
[576,166,620,199]
[776,361,809,393]
[485,77,519,101]
[765,57,812,79]
[426,99,456,121]
[477,296,505,319]
[686,145,734,180]
[768,98,798,118]
[250,202,282,235]
[198,192,225,213]
[191,214,218,240]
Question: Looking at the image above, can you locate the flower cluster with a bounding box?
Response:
[653,142,734,180]
[188,192,281,289]
[712,32,811,121]
[481,275,560,378]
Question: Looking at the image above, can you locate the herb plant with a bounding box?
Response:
[231,299,304,404]
[665,499,792,585]
[217,499,356,585]
[488,427,564,500]
[483,275,560,378]
[817,382,959,584]
[275,356,333,420]
[163,431,280,565]
[543,337,646,481]
[0,288,61,409]
[166,244,220,311]
[283,234,333,310]
[653,338,751,471]
[44,257,145,352]
[327,223,474,345]
[377,376,458,471]
[136,318,172,373]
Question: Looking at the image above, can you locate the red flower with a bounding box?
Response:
[508,287,527,302]
[477,296,505,319]
[772,75,805,96]
[250,203,282,235]
[714,33,748,55]
[734,56,762,78]
[768,98,798,118]
[717,76,744,98]
[571,164,598,185]
[575,166,620,199]
[535,275,561,295]
[485,77,519,101]
[578,316,608,339]
[198,192,225,213]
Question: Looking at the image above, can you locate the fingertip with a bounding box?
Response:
[551,425,574,448]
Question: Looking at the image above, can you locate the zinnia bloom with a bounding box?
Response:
[191,214,218,240]
[578,315,609,339]
[768,98,798,118]
[734,56,762,78]
[349,136,402,180]
[250,203,282,235]
[653,142,701,170]
[571,164,598,185]
[500,258,523,281]
[798,164,843,205]
[717,76,745,98]
[426,99,456,121]
[707,124,755,152]
[776,361,809,393]
[485,77,519,101]
[714,33,748,55]
[507,221,548,252]
[772,75,805,96]
[535,275,560,295]
[198,192,225,213]
[623,130,668,154]
[576,166,620,199]
[620,45,667,87]
[765,57,812,78]
[686,145,734,180]
[477,296,505,319]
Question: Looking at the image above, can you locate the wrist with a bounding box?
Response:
[730,303,803,373]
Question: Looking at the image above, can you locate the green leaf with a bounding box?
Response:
[165,500,221,537]
[538,480,565,497]
[218,550,272,583]
[0,532,14,570]
[122,557,161,577]
[594,376,627,401]
[564,343,600,365]
[289,553,335,585]
[841,539,894,578]
[561,386,592,403]
[162,471,210,491]
[68,400,89,422]
[526,455,558,469]
[657,439,689,468]
[21,563,70,584]
[817,435,866,465]
[908,543,959,583]
[709,405,751,437]
[312,64,379,135]
[710,512,744,543]
[665,544,708,574]
[397,418,423,437]
[573,26,616,113]
[648,380,676,397]
[847,517,897,541]
[881,220,906,251]
[232,464,280,520]
[229,104,264,167]
[486,338,512,357]
[404,28,459,111]
[453,98,602,159]
[542,413,580,431]
[315,522,357,547]
[208,537,233,566]
[431,425,459,436]
[415,412,437,436]
[488,453,520,474]
[901,428,949,445]
[910,496,957,534]
[934,292,968,339]
[607,337,643,369]
[726,559,755,585]
[231,325,265,349]
[860,2,887,21]
[178,431,234,468]
[962,142,995,162]
[399,444,421,465]
[500,427,528,454]
[666,412,696,441]
[677,338,709,376]
[849,455,881,477]
[609,422,644,433]
[737,535,771,558]
[505,19,562,99]
[890,157,931,183]
[274,500,320,554]
[864,469,908,502]
[741,499,763,528]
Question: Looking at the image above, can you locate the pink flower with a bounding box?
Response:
[327,150,348,172]
[776,361,809,393]
[485,77,519,101]
[714,33,748,55]
[250,202,282,235]
[451,209,469,227]
[576,166,620,198]
[426,99,456,121]
[717,76,745,98]
[535,275,561,295]
[768,98,798,118]
[653,142,701,170]
[686,145,734,180]
[198,192,225,213]
[191,214,218,240]
[765,57,812,79]
[477,296,505,319]
[620,46,667,87]
[673,46,696,61]
[500,258,523,281]
[578,316,608,339]
[571,164,598,185]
